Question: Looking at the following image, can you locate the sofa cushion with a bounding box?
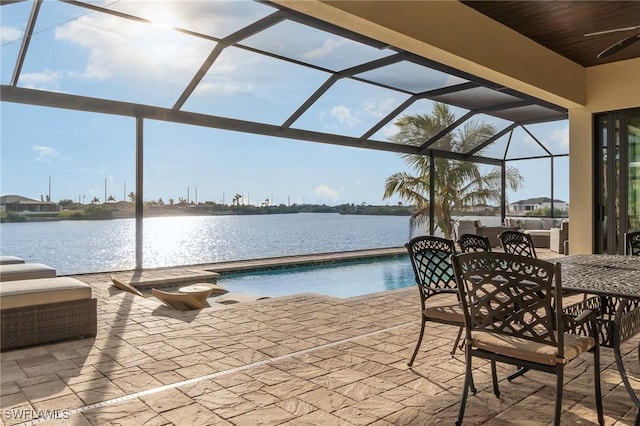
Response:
[523,219,543,230]
[541,218,555,230]
[504,218,518,228]
[0,256,25,265]
[0,277,92,309]
[524,229,550,237]
[0,263,56,281]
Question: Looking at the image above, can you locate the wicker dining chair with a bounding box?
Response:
[405,236,464,366]
[499,230,537,258]
[458,234,492,253]
[451,252,604,426]
[625,231,640,256]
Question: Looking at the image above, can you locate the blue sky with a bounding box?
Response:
[0,1,569,207]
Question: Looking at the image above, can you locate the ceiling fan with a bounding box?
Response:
[584,25,640,58]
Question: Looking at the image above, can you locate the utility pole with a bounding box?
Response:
[104,178,107,203]
[48,176,51,201]
[187,186,190,203]
[195,186,198,205]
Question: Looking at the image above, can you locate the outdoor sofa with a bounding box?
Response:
[0,259,97,351]
[458,217,568,249]
[504,217,568,248]
[550,220,570,254]
[458,219,517,247]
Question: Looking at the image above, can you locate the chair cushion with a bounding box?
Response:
[0,277,92,309]
[471,331,595,366]
[424,303,465,324]
[0,263,56,281]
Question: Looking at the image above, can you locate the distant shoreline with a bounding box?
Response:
[1,204,417,223]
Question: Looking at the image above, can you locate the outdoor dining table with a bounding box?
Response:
[556,254,640,407]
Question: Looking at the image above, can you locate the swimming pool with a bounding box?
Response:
[216,255,416,298]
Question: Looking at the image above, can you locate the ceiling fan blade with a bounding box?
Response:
[585,25,640,37]
[597,34,640,58]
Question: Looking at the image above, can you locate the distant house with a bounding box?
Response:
[0,195,60,214]
[509,197,568,213]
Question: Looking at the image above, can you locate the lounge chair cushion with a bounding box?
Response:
[0,263,56,281]
[0,277,92,309]
[0,256,25,265]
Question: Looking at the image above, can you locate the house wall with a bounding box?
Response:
[569,58,640,253]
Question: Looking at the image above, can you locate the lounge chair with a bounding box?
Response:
[0,255,25,265]
[1,277,97,350]
[0,262,56,281]
[111,275,144,297]
[152,288,207,311]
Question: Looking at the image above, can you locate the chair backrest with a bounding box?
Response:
[451,252,563,351]
[625,231,640,256]
[405,236,458,300]
[499,230,537,258]
[458,234,492,253]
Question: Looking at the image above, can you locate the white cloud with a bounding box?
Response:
[314,184,338,200]
[1,25,23,43]
[549,124,569,150]
[380,123,400,140]
[330,105,359,127]
[33,145,60,162]
[196,81,245,96]
[301,38,346,60]
[54,10,214,84]
[362,98,396,118]
[21,70,63,90]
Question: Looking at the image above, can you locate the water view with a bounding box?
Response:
[0,213,402,274]
[0,213,503,275]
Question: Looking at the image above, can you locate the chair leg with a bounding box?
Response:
[451,325,463,356]
[456,351,473,426]
[593,346,604,425]
[554,366,564,426]
[408,316,426,367]
[491,360,500,397]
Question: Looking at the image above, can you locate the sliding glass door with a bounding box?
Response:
[594,108,640,254]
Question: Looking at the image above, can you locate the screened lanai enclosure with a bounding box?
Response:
[1,0,570,270]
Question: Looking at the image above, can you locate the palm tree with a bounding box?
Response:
[383,103,523,239]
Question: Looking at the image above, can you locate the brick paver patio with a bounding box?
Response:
[1,250,639,425]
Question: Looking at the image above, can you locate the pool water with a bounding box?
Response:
[216,255,416,298]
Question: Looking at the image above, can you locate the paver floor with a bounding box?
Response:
[1,249,639,425]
